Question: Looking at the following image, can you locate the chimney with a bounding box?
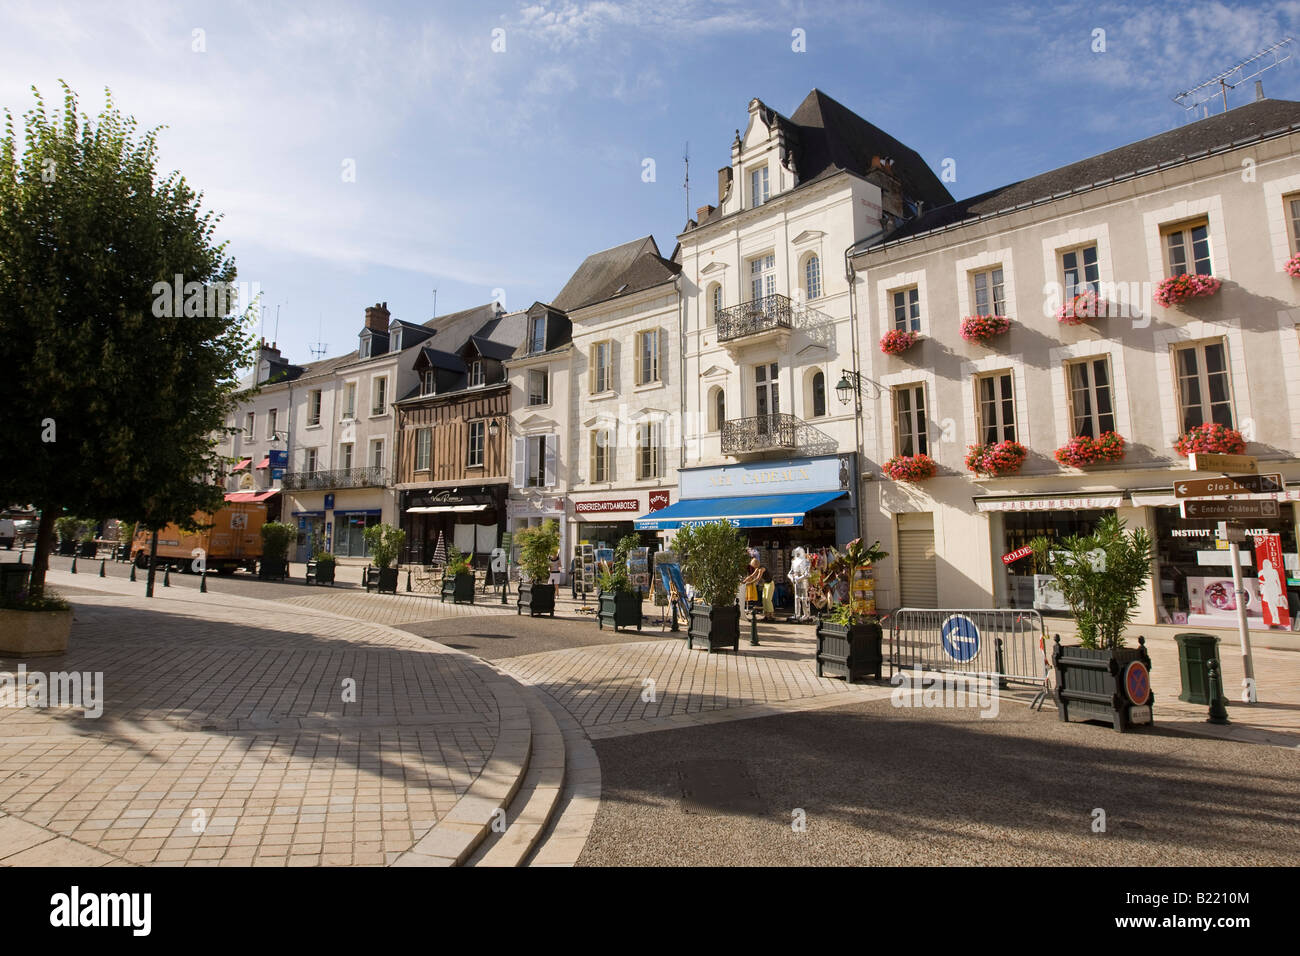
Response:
[364,301,390,332]
[696,204,715,223]
[717,166,733,205]
[1256,80,1265,102]
[256,340,285,385]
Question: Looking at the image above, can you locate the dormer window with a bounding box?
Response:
[750,165,769,208]
[359,334,371,360]
[390,328,402,351]
[469,361,484,387]
[528,315,546,354]
[421,370,435,395]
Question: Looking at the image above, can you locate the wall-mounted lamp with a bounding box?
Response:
[487,418,502,439]
[835,370,882,406]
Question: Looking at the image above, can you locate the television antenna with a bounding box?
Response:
[309,313,328,359]
[1172,37,1294,116]
[683,141,690,224]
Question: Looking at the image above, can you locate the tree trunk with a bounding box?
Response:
[146,529,159,598]
[29,506,57,596]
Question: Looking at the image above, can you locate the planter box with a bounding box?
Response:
[816,620,883,681]
[259,557,289,581]
[518,582,556,617]
[0,608,73,657]
[687,603,740,653]
[306,561,335,586]
[598,591,642,632]
[1052,636,1154,732]
[441,572,476,604]
[77,541,97,558]
[370,567,399,595]
[56,540,76,557]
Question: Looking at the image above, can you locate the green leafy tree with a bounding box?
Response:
[672,521,749,608]
[0,84,253,594]
[1030,513,1153,649]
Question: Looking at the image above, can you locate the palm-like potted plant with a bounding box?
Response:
[259,521,294,581]
[361,523,405,594]
[1030,514,1155,732]
[308,550,336,586]
[440,546,476,604]
[597,535,643,632]
[54,516,80,556]
[516,519,559,617]
[673,520,748,653]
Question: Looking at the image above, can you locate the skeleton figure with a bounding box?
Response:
[789,546,811,621]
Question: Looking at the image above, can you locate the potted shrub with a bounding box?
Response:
[258,521,294,581]
[816,603,883,681]
[116,521,137,561]
[880,329,921,355]
[1154,273,1221,307]
[362,523,405,594]
[959,314,1011,343]
[882,453,938,482]
[673,520,748,653]
[1030,514,1155,732]
[597,537,642,632]
[308,551,336,586]
[76,523,98,558]
[965,440,1027,477]
[1173,422,1246,457]
[54,516,80,556]
[516,519,559,617]
[440,546,476,604]
[1055,432,1125,467]
[0,586,73,657]
[1055,291,1107,325]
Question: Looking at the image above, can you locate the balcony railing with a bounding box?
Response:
[721,413,837,457]
[282,467,389,490]
[715,293,834,344]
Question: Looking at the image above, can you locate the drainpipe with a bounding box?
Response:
[677,272,686,479]
[844,227,886,542]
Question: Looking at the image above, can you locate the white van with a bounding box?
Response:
[0,519,15,550]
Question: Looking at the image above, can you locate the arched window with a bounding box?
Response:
[709,386,726,432]
[804,254,822,300]
[706,283,722,326]
[809,370,826,418]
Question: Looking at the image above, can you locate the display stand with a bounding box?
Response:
[576,543,596,614]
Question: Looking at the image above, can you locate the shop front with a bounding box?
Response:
[508,494,568,569]
[401,485,507,566]
[571,490,671,553]
[286,488,389,563]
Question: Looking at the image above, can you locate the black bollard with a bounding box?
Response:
[99,558,106,578]
[406,569,412,593]
[163,566,171,588]
[200,570,207,593]
[995,637,1009,689]
[129,563,137,582]
[1206,658,1230,725]
[70,556,77,574]
[750,607,760,646]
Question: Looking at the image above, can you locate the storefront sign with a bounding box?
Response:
[324,493,335,510]
[1180,499,1280,520]
[574,499,640,514]
[1254,534,1290,627]
[648,490,670,511]
[269,449,288,481]
[680,454,850,499]
[1001,545,1034,565]
[1174,474,1283,497]
[975,496,1122,512]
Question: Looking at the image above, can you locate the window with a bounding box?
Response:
[467,422,484,468]
[1163,219,1212,276]
[528,315,546,354]
[305,448,318,474]
[810,371,826,418]
[339,442,354,471]
[343,383,356,419]
[749,253,776,302]
[1065,357,1115,439]
[371,377,388,416]
[1061,245,1100,297]
[390,328,402,351]
[360,336,371,360]
[520,435,554,488]
[1286,193,1300,254]
[750,165,769,208]
[308,390,322,426]
[421,370,435,395]
[369,438,384,470]
[754,362,780,418]
[528,368,549,406]
[975,371,1017,444]
[804,254,822,300]
[468,361,484,387]
[892,287,920,332]
[266,408,277,440]
[1174,340,1233,431]
[893,385,928,456]
[591,340,613,393]
[971,267,1006,316]
[637,422,661,479]
[244,413,255,440]
[414,429,430,471]
[637,329,660,385]
[591,429,613,482]
[706,283,722,326]
[708,386,726,432]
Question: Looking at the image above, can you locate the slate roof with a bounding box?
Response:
[872,98,1300,247]
[550,236,681,313]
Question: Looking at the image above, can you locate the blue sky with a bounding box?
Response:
[4,0,1299,364]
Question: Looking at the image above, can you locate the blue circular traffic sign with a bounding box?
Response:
[940,614,981,663]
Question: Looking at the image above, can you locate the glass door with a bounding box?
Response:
[755,363,780,436]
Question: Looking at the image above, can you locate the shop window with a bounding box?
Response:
[1065,357,1115,438]
[335,513,380,558]
[1001,510,1111,613]
[1162,219,1212,276]
[975,370,1016,444]
[893,385,928,456]
[1174,339,1233,431]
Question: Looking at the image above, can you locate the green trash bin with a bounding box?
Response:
[1174,632,1229,706]
[0,563,30,600]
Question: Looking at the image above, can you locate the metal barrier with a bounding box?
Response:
[890,608,1049,686]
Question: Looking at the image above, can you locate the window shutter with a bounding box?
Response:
[544,435,557,488]
[634,334,642,386]
[513,437,526,489]
[657,328,664,383]
[588,347,596,394]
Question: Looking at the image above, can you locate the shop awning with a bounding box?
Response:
[406,504,489,513]
[634,491,846,530]
[973,494,1123,512]
[255,457,270,470]
[232,458,252,471]
[224,490,279,503]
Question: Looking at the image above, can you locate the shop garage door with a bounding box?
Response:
[897,513,938,608]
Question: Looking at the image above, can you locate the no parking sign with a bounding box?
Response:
[940,614,981,663]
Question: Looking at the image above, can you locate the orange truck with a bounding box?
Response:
[131,495,269,574]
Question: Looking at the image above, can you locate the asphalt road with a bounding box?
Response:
[580,695,1300,866]
[397,609,680,660]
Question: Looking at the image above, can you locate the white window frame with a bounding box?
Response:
[974,370,1017,445]
[970,266,1007,317]
[369,438,384,470]
[266,408,278,440]
[892,385,928,457]
[342,382,357,419]
[244,412,255,440]
[748,253,776,302]
[468,361,484,388]
[307,390,322,427]
[305,447,319,474]
[591,340,613,394]
[636,421,662,480]
[749,164,769,208]
[414,429,430,472]
[421,369,436,396]
[467,422,484,468]
[1142,197,1229,283]
[1173,338,1235,433]
[339,441,354,472]
[804,254,822,300]
[528,367,549,407]
[371,375,388,416]
[636,329,661,385]
[1064,356,1117,440]
[528,315,546,354]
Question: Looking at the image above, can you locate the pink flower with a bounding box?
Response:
[965,441,1027,477]
[880,329,921,355]
[1174,423,1245,457]
[883,454,938,482]
[1056,291,1107,325]
[1154,274,1221,308]
[1285,253,1300,278]
[1055,432,1125,467]
[960,314,1011,342]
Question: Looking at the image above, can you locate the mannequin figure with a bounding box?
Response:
[789,546,811,622]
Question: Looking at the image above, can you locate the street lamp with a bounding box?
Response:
[836,371,859,406]
[487,418,501,439]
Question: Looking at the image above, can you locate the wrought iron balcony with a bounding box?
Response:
[716,294,795,343]
[721,413,837,458]
[282,467,389,490]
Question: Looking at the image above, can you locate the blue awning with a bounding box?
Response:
[634,491,847,531]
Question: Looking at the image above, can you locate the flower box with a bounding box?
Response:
[1286,253,1300,278]
[687,603,740,653]
[517,581,556,618]
[883,453,938,482]
[959,314,1011,343]
[440,571,476,604]
[815,620,883,682]
[1055,432,1126,467]
[1174,423,1246,457]
[1153,273,1221,307]
[879,329,921,355]
[0,607,73,657]
[598,591,642,632]
[1052,636,1154,733]
[965,440,1027,477]
[1056,291,1107,325]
